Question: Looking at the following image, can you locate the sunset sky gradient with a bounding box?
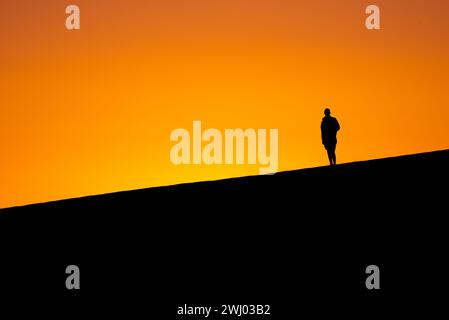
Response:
[1,0,449,207]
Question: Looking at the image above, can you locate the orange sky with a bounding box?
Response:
[1,0,449,208]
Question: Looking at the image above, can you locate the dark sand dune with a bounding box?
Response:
[1,150,448,316]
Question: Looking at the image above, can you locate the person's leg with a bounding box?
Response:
[332,147,337,165]
[330,145,336,165]
[326,149,333,165]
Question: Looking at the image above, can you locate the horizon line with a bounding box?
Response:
[2,148,448,211]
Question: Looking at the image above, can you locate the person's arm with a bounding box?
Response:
[321,121,325,143]
[335,119,340,132]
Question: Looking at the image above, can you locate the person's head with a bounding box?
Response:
[324,108,331,116]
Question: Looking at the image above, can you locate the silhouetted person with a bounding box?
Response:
[321,108,340,165]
